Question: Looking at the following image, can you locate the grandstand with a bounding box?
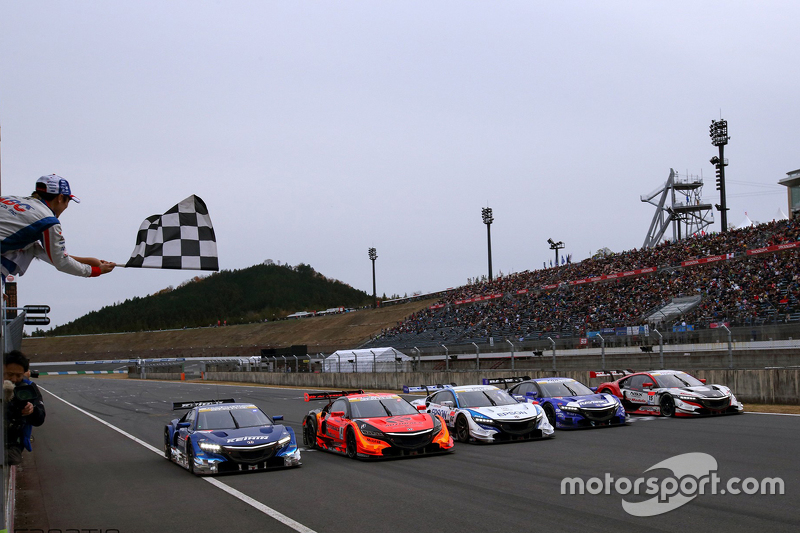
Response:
[363,219,800,350]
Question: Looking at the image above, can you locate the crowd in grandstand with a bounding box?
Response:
[365,219,800,348]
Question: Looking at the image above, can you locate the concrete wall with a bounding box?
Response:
[129,372,184,381]
[201,369,800,405]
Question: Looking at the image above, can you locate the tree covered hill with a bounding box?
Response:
[48,262,374,335]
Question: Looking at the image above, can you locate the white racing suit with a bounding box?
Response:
[0,195,99,279]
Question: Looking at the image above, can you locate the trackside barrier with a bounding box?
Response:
[184,368,800,405]
[38,370,127,376]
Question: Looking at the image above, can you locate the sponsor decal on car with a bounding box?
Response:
[225,435,274,443]
[199,404,257,412]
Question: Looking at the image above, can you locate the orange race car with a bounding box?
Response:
[302,390,454,459]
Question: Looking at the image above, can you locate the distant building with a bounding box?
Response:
[779,169,800,219]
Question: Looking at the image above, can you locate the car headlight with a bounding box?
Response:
[561,405,579,412]
[277,435,292,447]
[358,422,385,438]
[678,395,697,401]
[472,415,495,425]
[432,415,442,433]
[199,441,221,453]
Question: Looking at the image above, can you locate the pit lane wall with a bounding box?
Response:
[192,368,800,405]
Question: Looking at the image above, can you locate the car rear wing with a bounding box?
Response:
[402,383,457,394]
[304,390,364,402]
[482,376,531,388]
[173,398,236,410]
[589,370,632,379]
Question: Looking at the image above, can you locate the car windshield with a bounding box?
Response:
[537,380,594,397]
[652,373,704,388]
[350,397,418,418]
[457,389,518,408]
[196,407,272,430]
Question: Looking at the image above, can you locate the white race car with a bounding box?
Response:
[595,369,745,417]
[403,383,554,443]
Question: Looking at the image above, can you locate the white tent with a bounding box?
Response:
[772,208,789,221]
[736,214,754,229]
[322,347,412,373]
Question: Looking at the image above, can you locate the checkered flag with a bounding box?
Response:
[125,195,218,271]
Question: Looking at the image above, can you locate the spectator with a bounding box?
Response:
[366,219,800,349]
[4,350,45,465]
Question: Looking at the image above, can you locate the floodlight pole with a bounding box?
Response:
[368,247,378,308]
[710,119,730,232]
[548,238,564,267]
[482,207,494,281]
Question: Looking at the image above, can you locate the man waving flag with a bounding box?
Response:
[125,195,218,271]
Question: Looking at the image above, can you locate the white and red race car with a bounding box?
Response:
[594,369,744,417]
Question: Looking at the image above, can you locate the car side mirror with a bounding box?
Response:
[441,400,454,407]
[512,394,524,401]
[590,387,598,392]
[331,410,345,418]
[643,382,654,389]
[176,422,191,429]
[699,379,707,384]
[273,415,284,421]
[525,391,538,399]
[416,404,426,411]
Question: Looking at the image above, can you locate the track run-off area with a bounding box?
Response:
[20,377,799,533]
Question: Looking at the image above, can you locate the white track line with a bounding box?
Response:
[744,411,800,417]
[40,387,318,533]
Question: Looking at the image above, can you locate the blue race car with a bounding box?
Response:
[499,377,627,429]
[164,398,301,475]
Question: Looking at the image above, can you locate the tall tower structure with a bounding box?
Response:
[641,169,714,248]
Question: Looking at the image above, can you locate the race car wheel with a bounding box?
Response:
[543,404,557,427]
[163,429,171,460]
[660,395,676,417]
[303,419,317,449]
[455,415,470,443]
[187,440,196,475]
[346,429,358,459]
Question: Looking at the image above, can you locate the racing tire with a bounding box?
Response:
[543,404,557,427]
[303,419,317,449]
[164,429,171,460]
[455,415,471,443]
[346,429,358,459]
[660,395,676,417]
[187,440,196,475]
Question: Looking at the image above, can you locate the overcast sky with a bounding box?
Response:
[1,2,796,330]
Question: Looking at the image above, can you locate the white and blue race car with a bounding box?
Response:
[403,383,554,443]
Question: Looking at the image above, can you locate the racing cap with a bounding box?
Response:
[35,174,81,203]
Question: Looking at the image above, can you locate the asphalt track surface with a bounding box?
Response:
[23,377,799,533]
